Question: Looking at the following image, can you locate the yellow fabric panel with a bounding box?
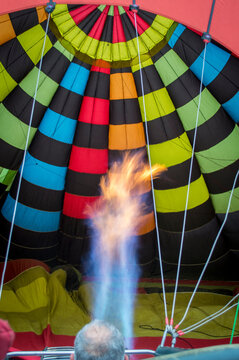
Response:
[18,25,52,65]
[0,267,89,335]
[139,88,175,121]
[112,41,130,62]
[136,211,155,236]
[131,57,153,73]
[36,6,48,23]
[109,123,146,150]
[110,73,137,100]
[149,132,191,167]
[210,187,239,214]
[154,175,209,213]
[0,14,16,45]
[0,63,17,102]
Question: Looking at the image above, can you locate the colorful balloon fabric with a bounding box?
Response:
[0,5,238,274]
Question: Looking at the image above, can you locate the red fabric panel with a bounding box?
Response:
[69,146,108,173]
[91,65,110,74]
[63,193,99,219]
[125,8,150,35]
[113,7,126,43]
[0,320,15,360]
[88,6,109,40]
[0,260,50,284]
[78,97,109,125]
[70,5,97,25]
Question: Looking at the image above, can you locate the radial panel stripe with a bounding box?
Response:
[1,194,61,232]
[74,122,108,149]
[69,147,108,174]
[10,173,63,211]
[65,170,102,196]
[63,193,99,219]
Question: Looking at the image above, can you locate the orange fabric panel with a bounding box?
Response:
[0,14,16,45]
[136,211,155,235]
[110,73,137,100]
[109,123,146,150]
[0,0,238,57]
[36,6,48,23]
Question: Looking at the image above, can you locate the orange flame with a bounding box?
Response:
[87,152,166,259]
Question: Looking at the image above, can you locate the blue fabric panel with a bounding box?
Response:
[190,43,230,86]
[60,63,90,95]
[1,194,60,232]
[168,24,186,48]
[222,91,239,123]
[22,153,67,191]
[39,108,77,144]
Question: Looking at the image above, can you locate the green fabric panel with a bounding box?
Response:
[51,4,68,16]
[196,125,239,174]
[0,62,17,102]
[118,6,125,15]
[138,88,175,121]
[155,49,188,87]
[211,187,239,213]
[177,89,220,131]
[140,30,158,50]
[0,168,16,186]
[149,132,192,167]
[71,30,87,50]
[98,5,106,12]
[0,104,37,149]
[97,41,112,61]
[154,175,209,213]
[20,67,58,106]
[54,41,74,61]
[80,37,98,59]
[18,24,52,65]
[108,6,114,16]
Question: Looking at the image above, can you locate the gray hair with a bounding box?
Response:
[74,320,125,360]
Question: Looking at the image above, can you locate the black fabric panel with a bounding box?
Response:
[166,69,204,108]
[29,131,72,167]
[78,8,101,34]
[74,122,108,149]
[187,108,235,152]
[61,214,88,237]
[111,67,131,74]
[217,210,239,249]
[40,21,57,44]
[65,170,102,196]
[154,157,201,190]
[157,198,215,232]
[0,184,7,196]
[204,159,239,195]
[3,86,46,127]
[138,9,156,26]
[72,57,91,69]
[0,38,34,83]
[173,28,204,66]
[68,5,83,11]
[137,230,157,267]
[10,8,38,36]
[110,98,142,125]
[134,65,164,96]
[0,139,24,170]
[38,47,70,83]
[145,111,184,144]
[58,230,91,268]
[0,213,58,265]
[50,87,82,120]
[120,12,137,42]
[10,173,64,211]
[100,15,113,43]
[207,55,239,104]
[85,71,109,99]
[152,44,171,63]
[159,216,226,265]
[108,147,147,166]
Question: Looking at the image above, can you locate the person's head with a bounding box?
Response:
[73,320,126,360]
